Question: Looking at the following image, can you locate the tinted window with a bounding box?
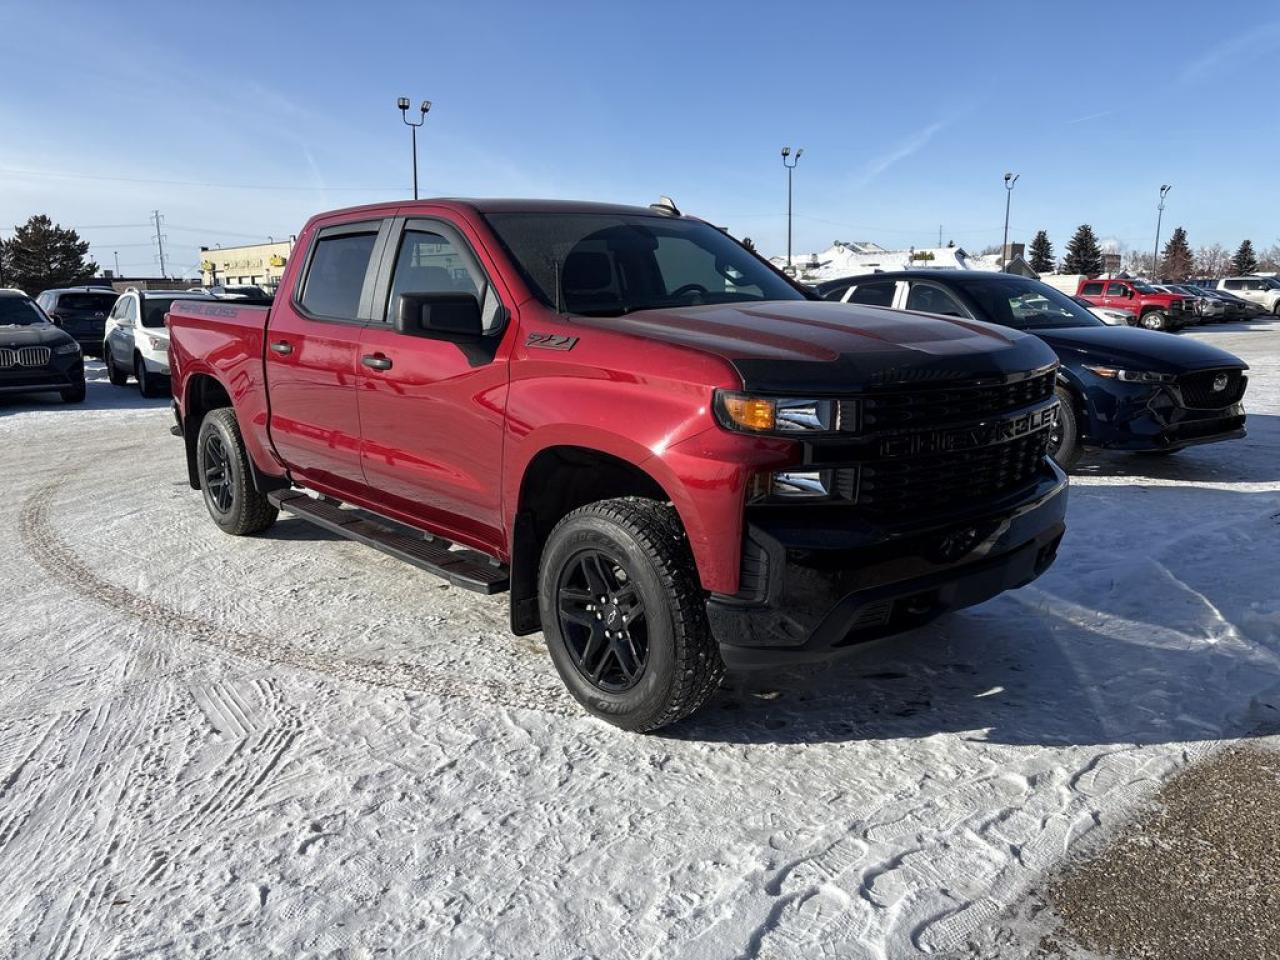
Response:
[957,278,1103,330]
[483,212,802,317]
[846,281,896,307]
[57,293,118,312]
[1223,279,1243,290]
[387,228,503,333]
[300,232,378,319]
[1080,282,1104,295]
[819,283,851,302]
[905,283,967,317]
[1105,282,1129,296]
[0,297,47,326]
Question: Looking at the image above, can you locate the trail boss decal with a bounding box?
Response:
[526,332,578,351]
[880,402,1058,458]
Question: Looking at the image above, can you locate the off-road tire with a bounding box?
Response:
[196,407,278,536]
[538,497,723,732]
[135,354,164,399]
[105,350,128,386]
[1049,385,1082,471]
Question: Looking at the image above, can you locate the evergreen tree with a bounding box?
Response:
[5,215,97,294]
[1027,230,1055,273]
[1159,226,1193,282]
[1062,224,1103,276]
[1231,239,1258,276]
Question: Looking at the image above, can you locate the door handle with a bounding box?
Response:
[361,354,392,371]
[269,341,293,355]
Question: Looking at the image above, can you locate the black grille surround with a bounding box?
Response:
[1176,368,1247,409]
[839,367,1055,433]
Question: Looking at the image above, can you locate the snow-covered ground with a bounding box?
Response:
[1,325,1278,959]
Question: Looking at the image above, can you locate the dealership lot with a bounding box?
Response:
[1,323,1277,958]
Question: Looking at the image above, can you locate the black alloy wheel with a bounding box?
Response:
[557,549,649,692]
[202,430,235,515]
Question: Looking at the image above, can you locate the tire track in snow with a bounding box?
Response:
[19,480,575,718]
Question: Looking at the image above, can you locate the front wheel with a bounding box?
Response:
[135,355,165,398]
[1140,311,1167,331]
[538,497,723,732]
[60,381,86,404]
[1048,385,1082,471]
[196,408,279,536]
[105,350,129,386]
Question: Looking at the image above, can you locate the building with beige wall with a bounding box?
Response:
[199,239,295,291]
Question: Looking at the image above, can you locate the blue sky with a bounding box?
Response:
[2,0,1278,276]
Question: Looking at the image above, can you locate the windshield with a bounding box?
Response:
[483,212,804,316]
[959,277,1104,330]
[0,297,49,327]
[58,293,118,312]
[1131,282,1159,294]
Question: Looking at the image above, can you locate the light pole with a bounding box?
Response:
[114,251,120,275]
[781,146,803,272]
[1152,184,1171,280]
[1000,172,1019,270]
[397,97,432,200]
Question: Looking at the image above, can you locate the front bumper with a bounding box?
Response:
[1081,374,1248,451]
[0,357,84,395]
[708,461,1068,668]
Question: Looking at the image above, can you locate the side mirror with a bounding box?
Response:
[395,292,483,339]
[1126,288,1135,298]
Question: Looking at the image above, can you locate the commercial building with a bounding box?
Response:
[199,239,295,292]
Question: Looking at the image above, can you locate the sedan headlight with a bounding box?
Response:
[1083,365,1175,384]
[54,342,81,355]
[714,391,841,435]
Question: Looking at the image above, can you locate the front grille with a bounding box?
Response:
[0,346,52,368]
[844,368,1055,433]
[1178,369,1246,408]
[834,428,1051,516]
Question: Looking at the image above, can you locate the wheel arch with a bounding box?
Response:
[181,373,287,496]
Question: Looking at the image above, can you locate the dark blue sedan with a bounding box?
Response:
[816,271,1249,469]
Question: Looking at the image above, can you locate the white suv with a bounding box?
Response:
[1217,276,1280,315]
[103,289,212,397]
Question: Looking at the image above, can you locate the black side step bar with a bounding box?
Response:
[268,490,509,595]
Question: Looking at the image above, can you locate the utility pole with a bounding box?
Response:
[151,210,168,278]
[939,225,943,247]
[1152,184,1171,280]
[113,251,120,275]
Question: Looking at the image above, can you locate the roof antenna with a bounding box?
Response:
[650,195,681,217]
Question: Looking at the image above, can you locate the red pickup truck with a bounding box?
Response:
[1075,277,1194,331]
[168,198,1067,730]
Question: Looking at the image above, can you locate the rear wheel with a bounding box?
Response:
[538,497,723,732]
[196,408,278,536]
[1140,311,1167,331]
[105,350,128,386]
[1048,385,1082,471]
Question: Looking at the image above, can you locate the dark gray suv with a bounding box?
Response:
[35,286,119,357]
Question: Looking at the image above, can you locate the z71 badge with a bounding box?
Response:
[526,332,578,351]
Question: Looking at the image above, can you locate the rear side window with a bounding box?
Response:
[846,281,896,307]
[300,232,378,319]
[1223,279,1243,290]
[1080,282,1104,296]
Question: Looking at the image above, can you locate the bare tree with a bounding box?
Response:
[1194,244,1230,278]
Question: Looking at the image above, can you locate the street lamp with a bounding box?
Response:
[1000,172,1019,270]
[1152,184,1172,280]
[781,146,803,272]
[397,97,432,200]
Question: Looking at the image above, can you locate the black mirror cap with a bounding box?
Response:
[395,292,483,338]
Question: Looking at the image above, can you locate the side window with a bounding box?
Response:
[1105,282,1129,296]
[299,232,378,319]
[1247,279,1264,290]
[1223,279,1242,290]
[846,281,896,307]
[1080,282,1104,296]
[905,283,967,317]
[821,284,850,302]
[387,228,503,333]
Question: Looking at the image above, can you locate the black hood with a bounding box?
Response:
[1036,325,1248,374]
[586,301,1058,392]
[0,322,76,349]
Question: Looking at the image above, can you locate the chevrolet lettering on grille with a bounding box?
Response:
[879,403,1058,458]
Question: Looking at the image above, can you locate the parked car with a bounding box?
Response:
[34,286,120,356]
[1072,295,1136,326]
[1074,277,1195,331]
[168,198,1070,731]
[1216,276,1280,316]
[816,271,1249,470]
[1157,284,1226,322]
[103,288,215,397]
[0,288,86,403]
[1203,286,1265,319]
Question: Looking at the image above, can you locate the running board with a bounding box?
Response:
[268,490,509,594]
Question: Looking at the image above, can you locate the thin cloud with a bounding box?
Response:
[1066,109,1115,125]
[1181,21,1280,84]
[854,118,951,187]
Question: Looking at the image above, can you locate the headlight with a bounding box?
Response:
[714,391,841,435]
[54,342,81,355]
[145,335,167,351]
[1083,365,1175,384]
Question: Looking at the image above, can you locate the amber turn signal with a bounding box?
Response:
[720,394,776,432]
